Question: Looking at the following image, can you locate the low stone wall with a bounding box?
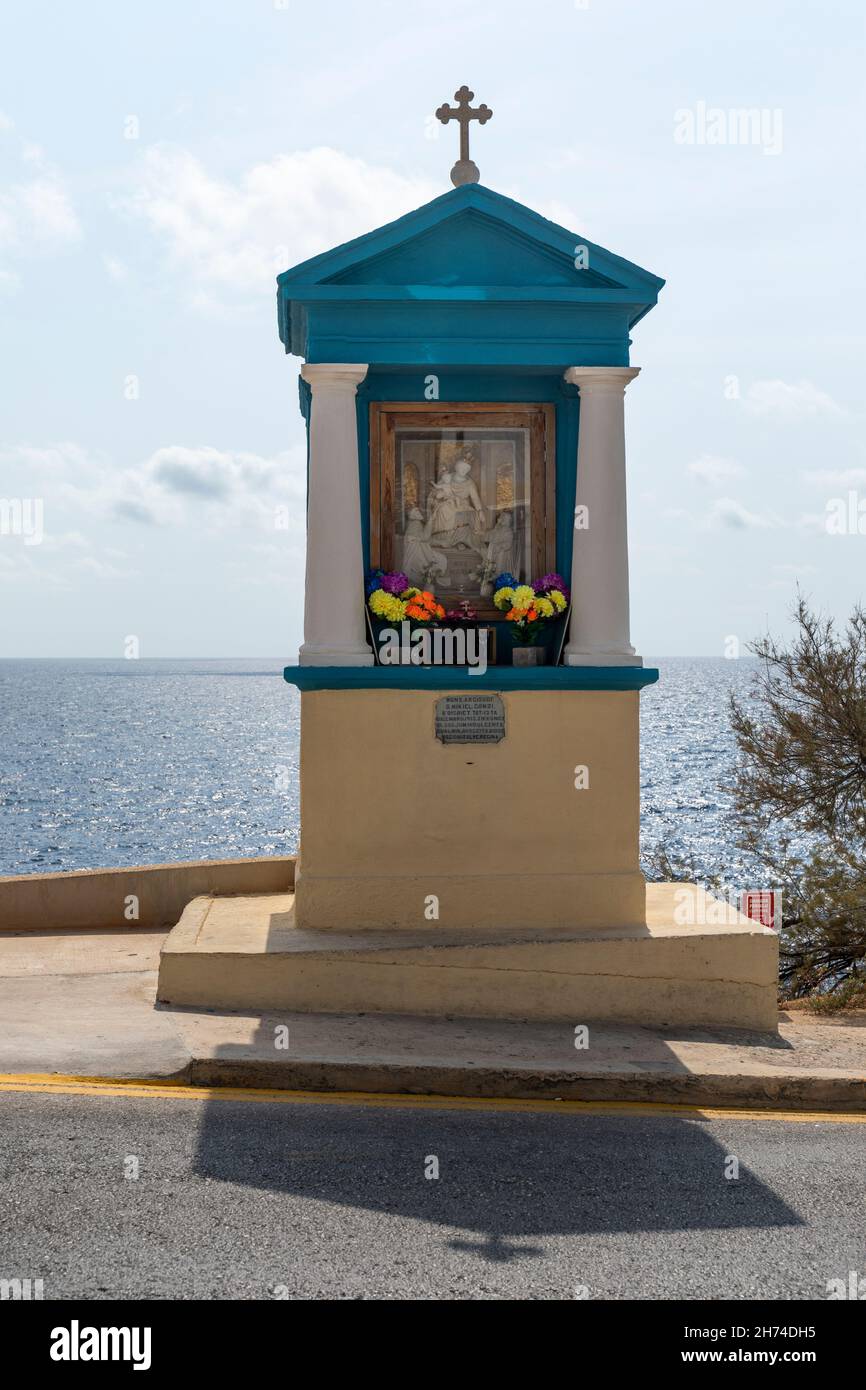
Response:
[0,857,296,931]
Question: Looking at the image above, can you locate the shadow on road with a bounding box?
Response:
[191,1074,803,1265]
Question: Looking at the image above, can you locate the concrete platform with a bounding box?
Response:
[156,884,779,1031]
[180,1008,866,1111]
[2,926,865,1110]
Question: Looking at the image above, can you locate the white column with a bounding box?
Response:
[563,366,642,667]
[299,363,373,666]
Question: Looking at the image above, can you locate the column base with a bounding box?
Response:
[565,650,643,668]
[299,646,374,667]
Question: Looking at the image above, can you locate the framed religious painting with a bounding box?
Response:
[369,403,556,621]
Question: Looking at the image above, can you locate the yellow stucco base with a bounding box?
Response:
[152,689,778,1031]
[157,885,779,1031]
[295,688,645,931]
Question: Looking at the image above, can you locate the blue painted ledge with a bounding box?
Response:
[284,665,660,692]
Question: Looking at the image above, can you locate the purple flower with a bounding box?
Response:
[533,572,570,601]
[381,571,409,596]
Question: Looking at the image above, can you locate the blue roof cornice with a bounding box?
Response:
[278,184,663,292]
[276,183,664,365]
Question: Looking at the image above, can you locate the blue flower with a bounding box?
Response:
[494,572,517,590]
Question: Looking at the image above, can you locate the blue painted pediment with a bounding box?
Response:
[277,183,664,368]
[322,210,619,290]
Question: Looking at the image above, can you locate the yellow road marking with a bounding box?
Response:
[0,1073,864,1122]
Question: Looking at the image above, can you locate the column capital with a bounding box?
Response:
[564,366,641,395]
[301,363,368,393]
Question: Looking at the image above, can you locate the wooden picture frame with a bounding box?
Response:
[369,402,556,620]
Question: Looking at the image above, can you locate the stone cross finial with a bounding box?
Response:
[436,85,493,187]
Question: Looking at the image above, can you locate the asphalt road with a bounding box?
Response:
[1,1092,864,1300]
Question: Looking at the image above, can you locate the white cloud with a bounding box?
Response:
[0,174,80,251]
[688,454,746,487]
[103,254,128,282]
[148,444,290,501]
[802,468,866,488]
[0,440,308,593]
[532,196,587,233]
[0,118,81,273]
[121,444,307,531]
[744,379,843,419]
[797,511,833,533]
[707,497,782,530]
[118,144,439,302]
[0,549,72,590]
[25,178,80,242]
[0,442,91,471]
[0,439,307,536]
[76,554,137,581]
[39,530,89,552]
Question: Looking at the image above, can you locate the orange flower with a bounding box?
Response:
[435,604,445,618]
[527,609,538,621]
[420,591,435,607]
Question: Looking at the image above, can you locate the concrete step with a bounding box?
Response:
[157,885,778,1031]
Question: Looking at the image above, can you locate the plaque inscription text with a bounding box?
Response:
[434,694,506,745]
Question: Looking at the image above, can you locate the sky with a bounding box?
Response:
[0,0,863,659]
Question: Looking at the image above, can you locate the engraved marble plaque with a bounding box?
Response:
[435,694,506,745]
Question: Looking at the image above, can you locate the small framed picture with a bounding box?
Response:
[370,403,556,620]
